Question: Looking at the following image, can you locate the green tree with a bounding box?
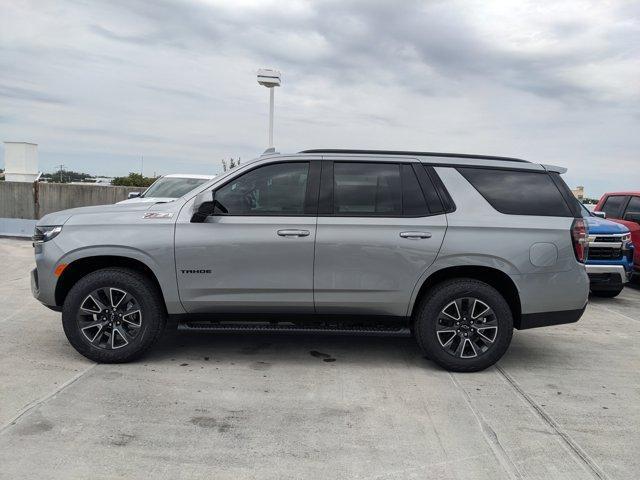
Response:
[41,169,95,183]
[221,157,241,172]
[112,172,157,187]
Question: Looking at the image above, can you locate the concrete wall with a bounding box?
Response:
[35,182,140,218]
[0,182,141,236]
[0,181,35,219]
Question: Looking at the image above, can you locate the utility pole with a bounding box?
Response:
[57,164,66,183]
[140,156,144,176]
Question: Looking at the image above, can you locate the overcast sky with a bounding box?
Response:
[1,0,638,196]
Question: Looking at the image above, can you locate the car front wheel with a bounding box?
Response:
[414,278,514,372]
[62,268,166,363]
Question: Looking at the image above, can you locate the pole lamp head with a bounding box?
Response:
[257,69,281,87]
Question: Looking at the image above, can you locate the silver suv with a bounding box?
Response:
[31,149,589,371]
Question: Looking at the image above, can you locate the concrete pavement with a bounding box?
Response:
[1,237,638,479]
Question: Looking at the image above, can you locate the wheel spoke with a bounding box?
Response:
[81,320,105,343]
[471,299,491,320]
[80,294,106,314]
[437,330,457,347]
[459,338,477,358]
[121,309,142,328]
[111,326,130,349]
[109,288,128,308]
[476,326,498,343]
[441,301,461,321]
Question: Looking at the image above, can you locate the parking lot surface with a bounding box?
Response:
[1,237,638,480]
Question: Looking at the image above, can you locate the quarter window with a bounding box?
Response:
[458,167,572,217]
[215,162,309,215]
[624,196,640,215]
[601,195,626,219]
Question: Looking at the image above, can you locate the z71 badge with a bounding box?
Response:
[143,212,174,219]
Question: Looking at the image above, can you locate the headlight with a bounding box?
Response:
[621,233,631,243]
[33,225,62,244]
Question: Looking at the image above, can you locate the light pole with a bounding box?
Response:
[257,69,281,151]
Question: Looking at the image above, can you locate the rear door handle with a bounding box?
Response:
[277,229,310,237]
[400,231,432,239]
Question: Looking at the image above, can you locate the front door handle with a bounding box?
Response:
[277,229,310,237]
[400,231,432,239]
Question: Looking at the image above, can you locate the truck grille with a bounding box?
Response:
[594,236,620,243]
[588,246,623,260]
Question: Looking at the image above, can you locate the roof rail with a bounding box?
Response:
[298,149,529,163]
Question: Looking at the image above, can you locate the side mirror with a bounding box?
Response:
[190,191,229,223]
[128,192,141,199]
[593,211,606,219]
[624,211,640,224]
[191,191,215,223]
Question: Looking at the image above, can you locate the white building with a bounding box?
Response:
[3,142,41,182]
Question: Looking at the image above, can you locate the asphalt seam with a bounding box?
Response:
[0,363,97,435]
[495,365,610,480]
[0,305,30,324]
[448,372,523,480]
[589,301,639,324]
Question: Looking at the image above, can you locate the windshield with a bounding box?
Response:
[579,203,593,219]
[142,177,210,198]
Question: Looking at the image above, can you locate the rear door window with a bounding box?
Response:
[458,167,572,217]
[601,195,627,219]
[333,163,402,215]
[330,162,435,216]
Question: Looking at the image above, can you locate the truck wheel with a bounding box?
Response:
[591,287,623,298]
[414,279,513,372]
[62,268,166,363]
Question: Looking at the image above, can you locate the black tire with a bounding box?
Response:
[414,278,513,372]
[62,268,166,363]
[590,287,623,298]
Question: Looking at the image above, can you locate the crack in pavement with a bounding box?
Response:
[448,372,523,480]
[495,365,609,480]
[0,363,97,434]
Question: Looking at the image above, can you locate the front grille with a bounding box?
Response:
[588,247,623,260]
[594,236,621,243]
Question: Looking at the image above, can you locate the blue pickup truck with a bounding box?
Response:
[581,204,634,297]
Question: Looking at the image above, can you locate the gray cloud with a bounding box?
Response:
[0,85,68,105]
[87,0,632,103]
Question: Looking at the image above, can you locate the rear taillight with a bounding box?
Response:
[571,218,588,263]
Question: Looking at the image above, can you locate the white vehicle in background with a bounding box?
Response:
[118,174,215,204]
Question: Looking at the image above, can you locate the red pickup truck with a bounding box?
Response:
[594,192,640,279]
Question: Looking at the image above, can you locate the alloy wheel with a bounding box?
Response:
[77,287,143,350]
[435,297,498,359]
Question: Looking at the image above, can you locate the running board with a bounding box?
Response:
[178,321,411,337]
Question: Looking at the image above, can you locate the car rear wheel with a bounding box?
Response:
[62,268,166,363]
[414,279,513,372]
